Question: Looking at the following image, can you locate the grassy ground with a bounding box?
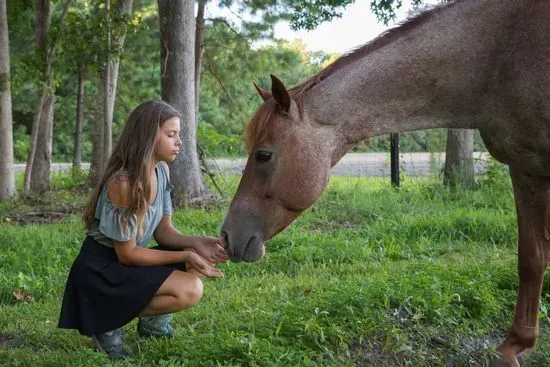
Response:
[1,165,549,366]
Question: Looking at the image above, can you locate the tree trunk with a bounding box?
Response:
[88,99,104,187]
[443,128,475,188]
[102,62,113,164]
[194,0,206,124]
[73,63,85,170]
[0,0,16,200]
[30,90,54,193]
[103,0,113,163]
[100,0,133,171]
[25,0,54,194]
[158,0,212,206]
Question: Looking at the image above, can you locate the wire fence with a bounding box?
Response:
[16,152,491,178]
[204,152,491,177]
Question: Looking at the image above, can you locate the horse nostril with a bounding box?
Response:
[221,230,229,249]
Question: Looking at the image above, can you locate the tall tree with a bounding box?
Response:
[88,104,104,185]
[158,0,210,206]
[24,0,54,194]
[0,0,16,200]
[194,0,206,124]
[24,0,70,194]
[73,63,85,169]
[63,4,95,170]
[88,0,133,186]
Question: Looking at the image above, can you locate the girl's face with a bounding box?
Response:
[154,116,182,162]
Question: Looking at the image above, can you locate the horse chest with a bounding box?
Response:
[479,118,550,175]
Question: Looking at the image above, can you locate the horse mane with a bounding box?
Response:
[244,0,462,150]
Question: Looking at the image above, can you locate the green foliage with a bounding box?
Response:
[12,125,29,163]
[478,157,511,189]
[217,0,292,38]
[283,0,432,30]
[352,129,486,153]
[198,122,243,157]
[289,0,355,30]
[0,72,8,93]
[9,1,41,115]
[198,24,330,155]
[51,168,90,190]
[9,0,343,162]
[8,0,482,164]
[370,0,425,25]
[9,0,155,164]
[59,5,103,67]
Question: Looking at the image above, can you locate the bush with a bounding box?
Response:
[197,122,244,157]
[12,125,30,163]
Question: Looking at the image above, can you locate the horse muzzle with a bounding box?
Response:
[220,229,265,262]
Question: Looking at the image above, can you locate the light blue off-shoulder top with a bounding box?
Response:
[87,162,174,248]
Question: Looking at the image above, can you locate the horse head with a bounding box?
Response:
[220,75,336,262]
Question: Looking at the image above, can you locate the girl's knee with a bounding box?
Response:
[187,276,204,305]
[178,276,203,310]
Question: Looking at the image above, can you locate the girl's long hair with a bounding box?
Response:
[83,100,180,237]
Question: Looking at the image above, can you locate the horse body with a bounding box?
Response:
[221,0,550,364]
[304,0,550,173]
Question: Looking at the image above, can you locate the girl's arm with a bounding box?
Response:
[115,236,186,266]
[154,216,228,263]
[153,215,204,250]
[105,173,224,274]
[114,238,223,278]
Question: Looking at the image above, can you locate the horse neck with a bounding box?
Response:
[303,0,521,160]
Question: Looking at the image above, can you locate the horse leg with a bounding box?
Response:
[496,168,550,366]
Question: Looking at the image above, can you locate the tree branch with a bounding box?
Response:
[205,62,235,104]
[197,144,225,198]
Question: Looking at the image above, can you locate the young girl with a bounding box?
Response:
[58,100,227,359]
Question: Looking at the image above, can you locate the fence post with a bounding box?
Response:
[390,133,400,187]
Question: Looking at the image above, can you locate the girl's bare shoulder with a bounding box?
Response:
[106,173,131,208]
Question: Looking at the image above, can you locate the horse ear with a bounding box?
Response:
[270,74,291,113]
[253,81,272,102]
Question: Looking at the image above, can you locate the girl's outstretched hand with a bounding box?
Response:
[193,236,229,264]
[184,251,224,279]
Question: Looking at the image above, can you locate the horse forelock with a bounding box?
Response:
[244,100,276,151]
[244,96,306,151]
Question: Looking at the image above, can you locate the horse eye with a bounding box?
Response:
[255,150,272,163]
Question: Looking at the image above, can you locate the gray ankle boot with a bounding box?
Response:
[92,327,126,360]
[137,313,176,338]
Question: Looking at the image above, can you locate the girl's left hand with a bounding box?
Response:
[193,236,229,263]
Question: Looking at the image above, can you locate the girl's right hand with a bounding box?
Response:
[184,250,224,279]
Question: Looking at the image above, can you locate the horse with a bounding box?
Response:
[219,0,550,365]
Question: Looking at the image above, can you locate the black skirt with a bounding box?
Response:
[58,236,186,336]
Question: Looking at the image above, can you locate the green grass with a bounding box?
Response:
[1,167,550,366]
